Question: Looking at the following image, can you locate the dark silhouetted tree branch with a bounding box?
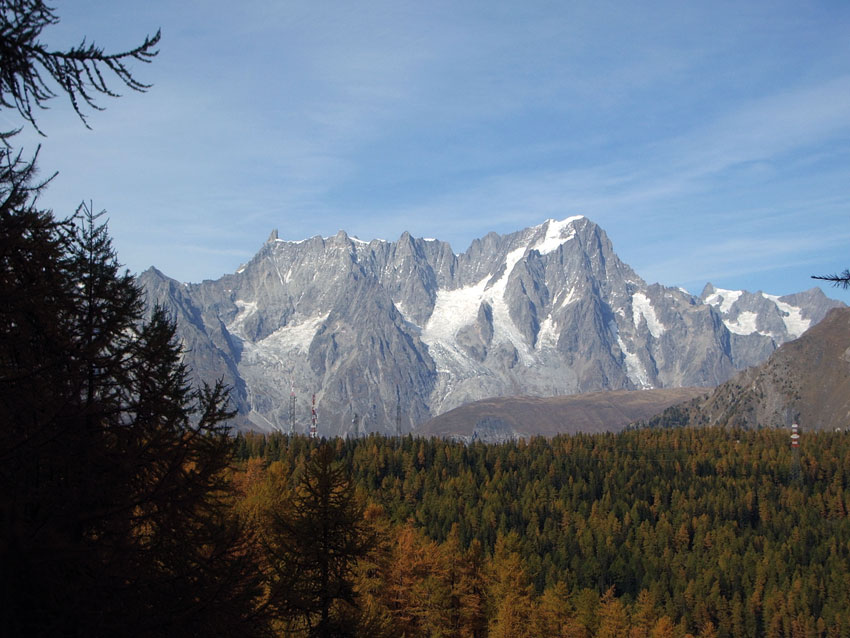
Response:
[1,3,273,636]
[812,269,850,290]
[0,0,160,133]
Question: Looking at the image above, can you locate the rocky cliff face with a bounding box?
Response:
[138,216,844,435]
[700,284,840,366]
[647,307,850,432]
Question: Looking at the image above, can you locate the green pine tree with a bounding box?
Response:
[264,442,373,637]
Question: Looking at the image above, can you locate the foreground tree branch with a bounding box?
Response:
[812,269,850,290]
[0,0,159,133]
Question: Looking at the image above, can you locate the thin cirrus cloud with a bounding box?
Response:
[641,231,850,293]
[6,1,850,302]
[374,73,850,239]
[667,77,850,178]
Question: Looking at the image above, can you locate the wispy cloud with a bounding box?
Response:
[10,0,850,301]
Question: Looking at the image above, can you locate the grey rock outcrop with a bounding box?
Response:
[648,307,850,432]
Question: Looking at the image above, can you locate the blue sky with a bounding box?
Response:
[10,1,850,302]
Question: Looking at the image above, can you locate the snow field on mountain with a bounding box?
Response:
[609,319,653,389]
[422,242,541,370]
[704,287,743,313]
[765,294,811,338]
[488,245,534,363]
[536,316,559,349]
[260,314,329,353]
[228,299,328,355]
[535,216,583,254]
[704,286,812,339]
[228,300,258,339]
[423,217,596,380]
[724,311,759,336]
[632,292,666,338]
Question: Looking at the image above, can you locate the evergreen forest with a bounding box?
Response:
[229,428,850,638]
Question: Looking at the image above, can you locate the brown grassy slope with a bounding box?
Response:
[662,306,850,431]
[417,387,708,439]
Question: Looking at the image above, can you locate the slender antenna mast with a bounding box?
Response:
[289,378,296,435]
[352,408,360,438]
[310,393,318,439]
[791,422,801,482]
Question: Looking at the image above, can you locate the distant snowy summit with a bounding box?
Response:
[700,283,835,341]
[139,215,845,435]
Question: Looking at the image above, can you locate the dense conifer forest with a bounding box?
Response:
[231,428,850,637]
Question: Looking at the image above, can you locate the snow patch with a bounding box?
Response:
[259,314,328,353]
[535,286,578,350]
[632,292,666,338]
[725,311,759,335]
[422,244,535,368]
[228,300,327,354]
[704,287,742,314]
[228,300,258,339]
[534,216,583,255]
[617,335,652,389]
[392,300,418,328]
[764,294,811,338]
[706,287,810,339]
[536,316,559,349]
[421,279,489,344]
[557,286,578,309]
[610,318,652,389]
[487,246,533,363]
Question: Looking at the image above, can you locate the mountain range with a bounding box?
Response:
[644,306,850,432]
[139,216,844,436]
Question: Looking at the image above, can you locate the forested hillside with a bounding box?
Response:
[233,428,850,637]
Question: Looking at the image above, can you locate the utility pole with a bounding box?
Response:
[310,393,318,439]
[790,422,801,482]
[289,378,296,435]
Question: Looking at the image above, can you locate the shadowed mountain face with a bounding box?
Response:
[139,217,844,435]
[653,306,850,432]
[417,387,709,442]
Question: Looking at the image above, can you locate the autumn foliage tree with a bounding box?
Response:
[238,429,850,637]
[263,442,373,637]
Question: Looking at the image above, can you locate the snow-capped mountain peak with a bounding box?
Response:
[139,218,845,435]
[700,283,836,341]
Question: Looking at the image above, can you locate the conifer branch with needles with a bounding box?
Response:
[0,0,159,133]
[812,269,850,289]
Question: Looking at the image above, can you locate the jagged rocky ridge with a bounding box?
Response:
[642,307,850,432]
[138,216,844,435]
